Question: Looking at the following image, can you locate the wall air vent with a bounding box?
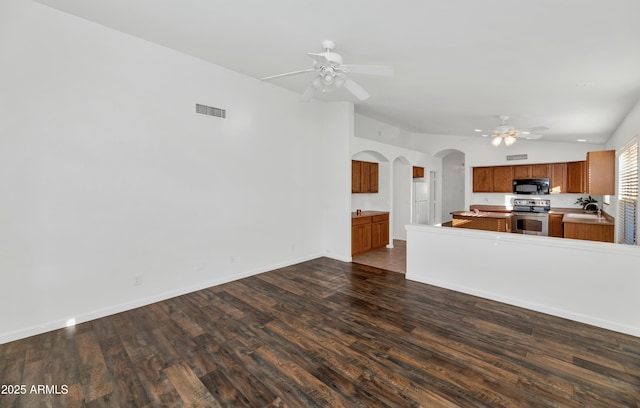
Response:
[506,154,528,161]
[196,104,226,119]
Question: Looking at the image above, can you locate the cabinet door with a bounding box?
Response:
[531,164,551,178]
[351,223,372,256]
[513,165,531,179]
[371,222,383,249]
[548,214,564,238]
[587,150,615,195]
[413,166,425,178]
[492,166,514,192]
[361,161,371,193]
[351,161,362,193]
[371,215,389,249]
[369,162,379,193]
[550,163,567,193]
[566,161,586,193]
[473,167,493,192]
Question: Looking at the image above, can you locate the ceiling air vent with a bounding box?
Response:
[506,154,528,161]
[196,103,226,119]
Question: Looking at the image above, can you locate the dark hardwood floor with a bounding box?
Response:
[1,257,639,407]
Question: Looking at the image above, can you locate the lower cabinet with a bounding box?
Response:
[371,214,390,249]
[548,214,564,238]
[352,213,389,256]
[563,222,614,243]
[351,218,372,256]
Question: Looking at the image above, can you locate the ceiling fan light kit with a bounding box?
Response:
[261,40,393,102]
[485,115,545,147]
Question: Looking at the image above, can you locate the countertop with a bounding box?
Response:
[451,210,512,219]
[352,210,389,219]
[560,212,615,225]
[467,204,615,225]
[468,205,511,213]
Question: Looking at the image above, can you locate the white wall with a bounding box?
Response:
[606,96,640,243]
[441,151,465,222]
[393,158,412,240]
[352,115,438,235]
[417,135,603,210]
[320,102,353,262]
[406,225,640,337]
[0,0,346,343]
[353,116,603,213]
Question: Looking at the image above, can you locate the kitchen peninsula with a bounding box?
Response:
[450,210,512,232]
[450,205,614,242]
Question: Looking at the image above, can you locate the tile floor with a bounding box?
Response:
[352,239,406,273]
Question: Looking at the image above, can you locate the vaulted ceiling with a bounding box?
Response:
[36,0,640,144]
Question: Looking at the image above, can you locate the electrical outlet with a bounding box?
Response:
[230,255,236,264]
[134,275,142,286]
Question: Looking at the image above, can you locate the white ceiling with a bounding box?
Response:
[36,0,640,144]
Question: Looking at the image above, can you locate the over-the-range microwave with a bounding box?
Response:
[512,178,550,195]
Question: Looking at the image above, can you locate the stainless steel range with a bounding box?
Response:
[512,198,551,236]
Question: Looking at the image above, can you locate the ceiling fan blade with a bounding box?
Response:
[343,77,370,101]
[522,133,543,140]
[307,52,331,66]
[341,64,394,77]
[301,83,316,101]
[261,68,315,81]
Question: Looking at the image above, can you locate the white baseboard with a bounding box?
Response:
[0,253,323,345]
[406,272,640,338]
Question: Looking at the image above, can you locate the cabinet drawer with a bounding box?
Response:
[352,216,372,226]
[372,214,389,223]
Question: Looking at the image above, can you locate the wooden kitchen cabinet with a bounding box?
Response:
[548,213,564,238]
[567,161,587,193]
[371,214,390,249]
[492,166,514,192]
[352,161,362,193]
[351,217,372,256]
[513,165,532,179]
[413,166,425,178]
[471,150,613,196]
[586,150,615,195]
[564,222,614,243]
[550,162,567,193]
[352,212,389,256]
[531,164,551,179]
[369,162,379,192]
[473,166,493,192]
[352,160,379,194]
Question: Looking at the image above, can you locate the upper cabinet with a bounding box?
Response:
[472,150,614,195]
[550,163,567,193]
[587,150,615,195]
[352,160,379,194]
[513,165,531,179]
[473,166,493,192]
[530,164,551,179]
[492,166,514,192]
[412,166,425,178]
[566,161,587,193]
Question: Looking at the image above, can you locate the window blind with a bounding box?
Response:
[617,140,638,245]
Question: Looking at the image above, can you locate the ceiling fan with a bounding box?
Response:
[260,40,393,101]
[483,115,547,147]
